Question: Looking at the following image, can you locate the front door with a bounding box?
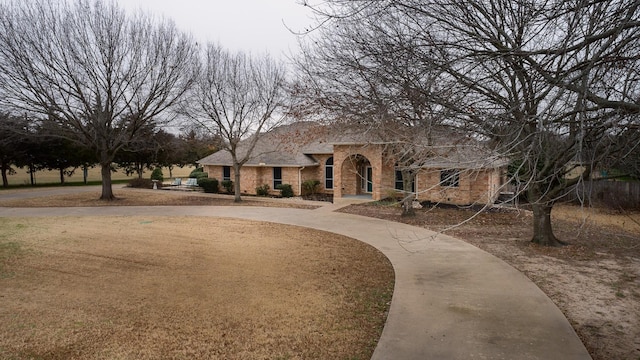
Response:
[361,166,373,193]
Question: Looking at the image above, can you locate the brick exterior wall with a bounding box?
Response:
[204,148,503,204]
[305,154,334,194]
[204,164,322,196]
[333,144,387,200]
[409,168,502,205]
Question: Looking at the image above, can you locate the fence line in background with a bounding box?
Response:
[570,180,640,205]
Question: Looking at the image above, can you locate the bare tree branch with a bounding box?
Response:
[296,0,640,245]
[0,0,198,199]
[184,44,288,202]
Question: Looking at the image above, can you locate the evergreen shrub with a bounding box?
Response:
[150,167,163,182]
[256,184,270,196]
[189,167,208,179]
[221,180,233,193]
[302,179,321,195]
[198,178,219,193]
[277,184,294,198]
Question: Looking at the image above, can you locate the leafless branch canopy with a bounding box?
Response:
[0,0,198,198]
[296,0,640,244]
[185,44,288,201]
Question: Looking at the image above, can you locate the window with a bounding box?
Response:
[395,170,415,192]
[440,169,460,187]
[325,157,333,189]
[361,166,373,193]
[273,167,282,188]
[222,166,231,182]
[395,170,403,190]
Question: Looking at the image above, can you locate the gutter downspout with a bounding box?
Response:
[298,166,305,196]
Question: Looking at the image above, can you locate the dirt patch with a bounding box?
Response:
[0,216,394,360]
[339,202,640,360]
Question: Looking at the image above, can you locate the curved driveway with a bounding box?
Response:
[0,190,591,359]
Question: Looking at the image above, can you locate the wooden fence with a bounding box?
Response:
[561,181,640,208]
[501,180,640,208]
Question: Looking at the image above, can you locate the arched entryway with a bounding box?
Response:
[340,154,373,198]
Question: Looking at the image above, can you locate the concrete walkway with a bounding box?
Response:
[0,190,591,359]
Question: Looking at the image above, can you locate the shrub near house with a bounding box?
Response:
[278,184,294,198]
[198,178,219,193]
[221,180,233,194]
[256,184,270,196]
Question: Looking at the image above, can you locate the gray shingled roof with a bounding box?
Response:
[198,122,507,169]
[418,144,509,169]
[198,122,322,167]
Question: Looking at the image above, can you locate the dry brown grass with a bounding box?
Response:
[3,166,195,186]
[0,188,320,209]
[0,216,394,360]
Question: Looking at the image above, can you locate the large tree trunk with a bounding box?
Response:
[59,168,65,184]
[401,173,416,217]
[136,162,144,179]
[83,165,88,184]
[1,162,9,187]
[401,194,415,217]
[100,162,115,200]
[29,164,35,185]
[530,203,565,246]
[233,163,242,203]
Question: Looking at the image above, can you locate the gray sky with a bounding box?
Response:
[116,0,314,59]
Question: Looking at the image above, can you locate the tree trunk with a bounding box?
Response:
[59,168,65,184]
[530,203,565,246]
[29,164,35,185]
[137,163,143,179]
[1,162,8,187]
[233,163,242,203]
[100,162,115,200]
[401,173,416,217]
[401,194,415,217]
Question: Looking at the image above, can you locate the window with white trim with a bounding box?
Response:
[273,167,282,188]
[222,166,231,182]
[325,157,333,189]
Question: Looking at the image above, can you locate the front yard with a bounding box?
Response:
[0,215,393,359]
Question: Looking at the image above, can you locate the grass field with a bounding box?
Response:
[4,166,196,187]
[0,215,394,359]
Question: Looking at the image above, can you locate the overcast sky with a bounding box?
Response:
[116,0,314,60]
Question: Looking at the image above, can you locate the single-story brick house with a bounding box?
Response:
[198,122,508,205]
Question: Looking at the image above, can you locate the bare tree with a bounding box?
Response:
[606,127,640,180]
[294,12,456,216]
[186,44,288,202]
[297,0,640,245]
[0,0,198,199]
[115,124,165,179]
